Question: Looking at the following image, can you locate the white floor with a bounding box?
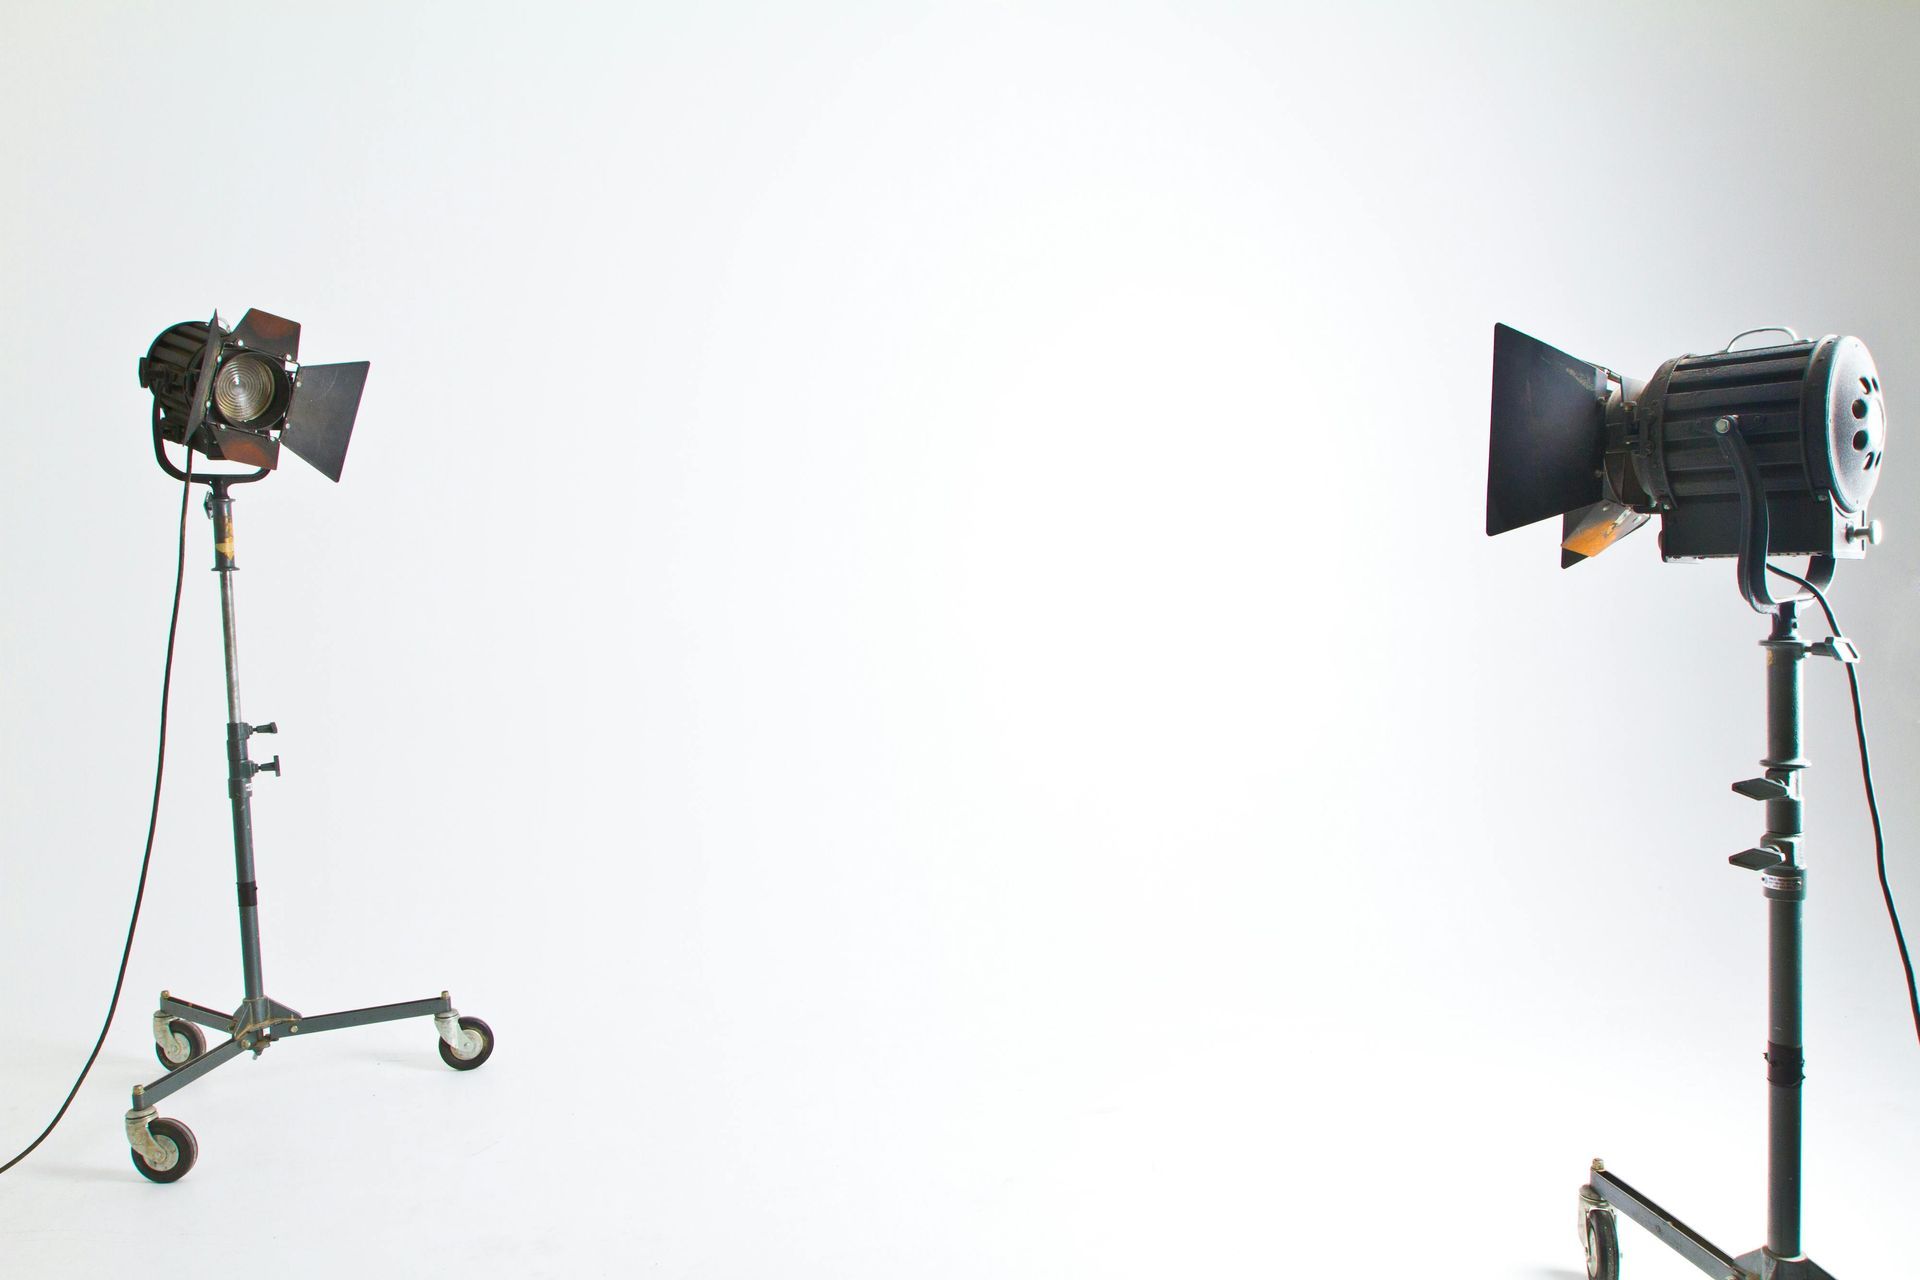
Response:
[2,921,1909,1278]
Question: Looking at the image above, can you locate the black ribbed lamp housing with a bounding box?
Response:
[1624,336,1885,560]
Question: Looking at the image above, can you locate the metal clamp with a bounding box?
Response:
[1809,636,1860,664]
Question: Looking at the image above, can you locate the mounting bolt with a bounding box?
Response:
[1590,1157,1605,1174]
[1714,417,1734,435]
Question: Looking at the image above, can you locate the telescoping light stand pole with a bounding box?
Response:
[124,474,495,1184]
[1578,600,1844,1280]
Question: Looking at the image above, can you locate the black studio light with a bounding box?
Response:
[139,308,368,481]
[1487,324,1884,605]
[1487,322,1906,1280]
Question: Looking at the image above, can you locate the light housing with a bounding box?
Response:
[139,308,369,481]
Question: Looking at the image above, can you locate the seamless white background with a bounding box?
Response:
[1,3,1916,1276]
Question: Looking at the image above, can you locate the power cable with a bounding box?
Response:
[0,449,194,1175]
[1769,562,1920,1048]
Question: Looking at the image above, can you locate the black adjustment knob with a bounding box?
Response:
[255,756,281,777]
[250,721,278,736]
[1732,777,1790,802]
[1730,848,1785,871]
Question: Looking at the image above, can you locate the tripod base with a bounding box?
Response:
[127,987,493,1182]
[1581,1166,1836,1280]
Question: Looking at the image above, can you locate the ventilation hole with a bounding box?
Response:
[1854,429,1870,450]
[1862,376,1874,392]
[1866,452,1880,469]
[1853,397,1870,419]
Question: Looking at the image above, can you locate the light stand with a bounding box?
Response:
[1578,596,1846,1280]
[125,312,492,1183]
[1484,324,1893,1279]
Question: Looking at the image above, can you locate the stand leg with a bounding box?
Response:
[1586,1165,1743,1280]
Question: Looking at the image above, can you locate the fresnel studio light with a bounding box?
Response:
[120,309,494,1183]
[1486,323,1884,598]
[1488,323,1903,1280]
[139,307,365,481]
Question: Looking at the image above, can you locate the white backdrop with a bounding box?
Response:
[1,3,1915,1276]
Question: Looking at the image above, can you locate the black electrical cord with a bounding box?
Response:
[1769,562,1920,1048]
[0,449,194,1176]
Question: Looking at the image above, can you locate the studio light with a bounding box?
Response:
[139,308,368,481]
[117,308,490,1185]
[1487,321,1900,1280]
[1487,324,1885,604]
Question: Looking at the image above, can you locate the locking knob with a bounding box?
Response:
[250,721,278,736]
[253,756,281,778]
[1846,519,1883,548]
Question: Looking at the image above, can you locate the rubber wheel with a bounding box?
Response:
[131,1116,198,1184]
[155,1018,206,1071]
[438,1015,494,1071]
[1584,1208,1620,1280]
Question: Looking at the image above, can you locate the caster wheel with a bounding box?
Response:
[438,1015,494,1071]
[155,1018,206,1071]
[131,1117,198,1183]
[1584,1207,1620,1280]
